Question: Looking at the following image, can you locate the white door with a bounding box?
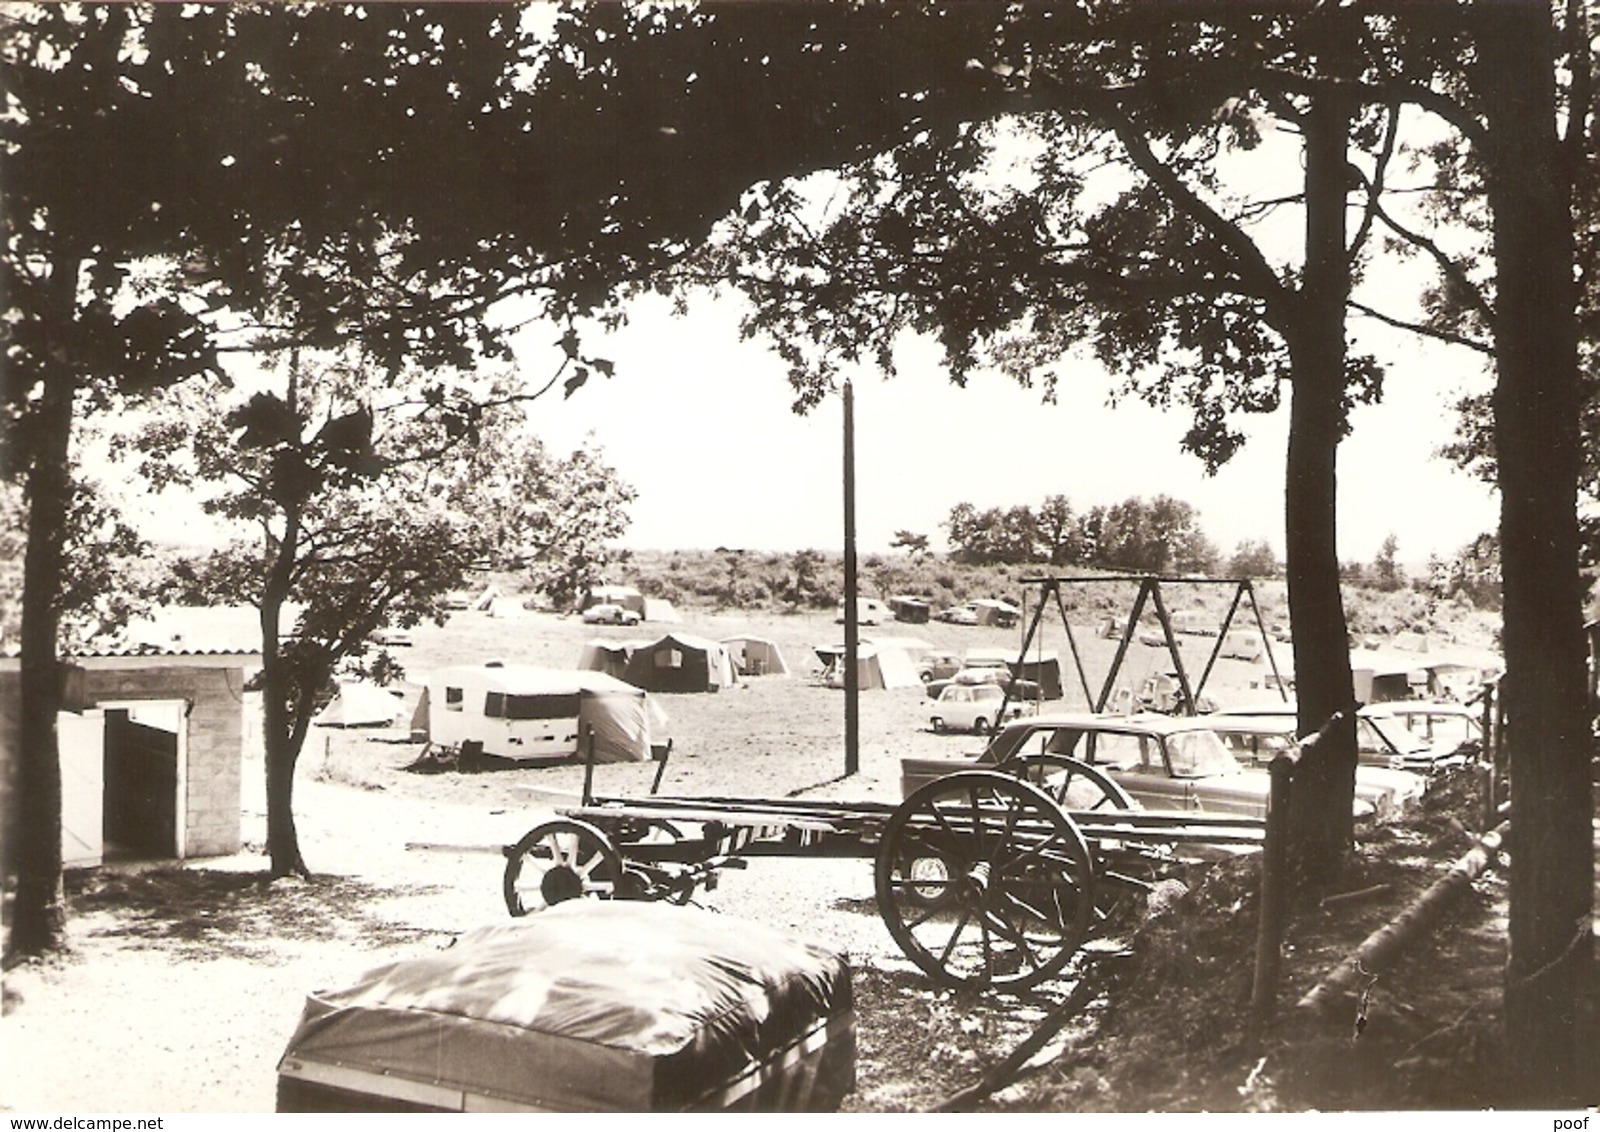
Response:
[58,709,105,869]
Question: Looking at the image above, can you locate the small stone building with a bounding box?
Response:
[2,609,262,868]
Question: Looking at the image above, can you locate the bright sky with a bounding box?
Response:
[512,291,1500,566]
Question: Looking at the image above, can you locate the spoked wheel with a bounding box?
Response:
[875,770,1095,991]
[1002,755,1137,813]
[503,819,623,917]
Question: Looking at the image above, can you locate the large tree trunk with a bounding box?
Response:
[1475,5,1597,1103]
[8,260,81,960]
[261,546,310,879]
[1281,90,1359,888]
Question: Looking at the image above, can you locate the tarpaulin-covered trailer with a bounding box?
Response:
[276,902,856,1113]
[418,664,667,763]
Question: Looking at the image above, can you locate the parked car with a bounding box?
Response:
[974,712,1403,820]
[1202,712,1427,811]
[582,602,642,626]
[927,683,1031,734]
[924,661,1042,703]
[917,651,964,684]
[937,604,980,626]
[1208,701,1479,776]
[1358,702,1484,770]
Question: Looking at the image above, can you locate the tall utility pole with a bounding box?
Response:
[842,379,859,776]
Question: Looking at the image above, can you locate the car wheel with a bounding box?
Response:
[930,717,944,733]
[972,717,990,734]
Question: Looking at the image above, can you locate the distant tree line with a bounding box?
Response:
[941,493,1244,576]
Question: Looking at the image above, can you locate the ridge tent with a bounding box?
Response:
[471,584,501,612]
[863,636,935,674]
[643,598,681,623]
[576,638,651,680]
[971,599,1021,628]
[623,633,739,693]
[721,636,790,677]
[315,681,403,728]
[814,644,921,690]
[1011,650,1064,700]
[418,664,668,762]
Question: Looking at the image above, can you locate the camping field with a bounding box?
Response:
[314,598,1299,810]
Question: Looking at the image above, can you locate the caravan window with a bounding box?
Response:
[445,687,463,712]
[483,692,583,720]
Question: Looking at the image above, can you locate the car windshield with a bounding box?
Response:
[1165,729,1244,778]
[1359,715,1428,757]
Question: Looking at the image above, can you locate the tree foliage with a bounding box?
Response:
[943,493,1222,574]
[120,351,632,875]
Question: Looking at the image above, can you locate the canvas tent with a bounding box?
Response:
[888,595,931,624]
[315,681,403,728]
[721,636,790,677]
[417,664,668,762]
[576,638,650,680]
[814,644,921,690]
[623,633,739,693]
[580,584,645,616]
[1012,650,1064,700]
[971,599,1021,628]
[643,598,681,623]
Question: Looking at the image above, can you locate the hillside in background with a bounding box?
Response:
[538,549,1500,650]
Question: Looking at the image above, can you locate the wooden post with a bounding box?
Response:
[843,380,859,777]
[1250,745,1298,1039]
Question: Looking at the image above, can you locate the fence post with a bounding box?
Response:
[1249,746,1297,1041]
[1249,711,1341,1040]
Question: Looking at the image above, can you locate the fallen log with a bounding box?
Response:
[1296,821,1508,1018]
[931,960,1116,1112]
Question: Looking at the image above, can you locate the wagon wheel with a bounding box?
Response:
[1003,754,1137,813]
[875,771,1094,992]
[622,819,698,905]
[503,819,623,917]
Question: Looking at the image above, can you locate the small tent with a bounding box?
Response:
[643,598,681,623]
[623,633,739,693]
[418,664,668,762]
[814,644,921,690]
[721,636,790,677]
[1012,650,1064,700]
[864,636,935,672]
[471,584,501,612]
[576,638,650,680]
[315,681,403,728]
[971,599,1021,628]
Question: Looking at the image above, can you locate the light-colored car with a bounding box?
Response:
[1210,701,1479,776]
[937,604,980,626]
[975,712,1401,820]
[581,602,641,626]
[1203,712,1426,813]
[927,683,1031,734]
[1358,702,1484,771]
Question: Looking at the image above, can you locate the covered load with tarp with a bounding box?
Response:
[416,664,667,762]
[623,633,739,693]
[276,902,856,1113]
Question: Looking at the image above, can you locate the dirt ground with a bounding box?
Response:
[2,603,1594,1112]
